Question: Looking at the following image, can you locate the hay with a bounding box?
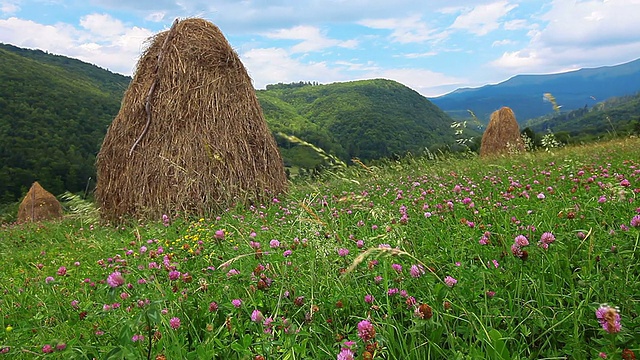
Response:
[479,107,525,157]
[95,18,287,221]
[17,182,63,222]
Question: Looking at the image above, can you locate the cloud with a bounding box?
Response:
[240,47,344,88]
[0,15,152,75]
[359,15,449,44]
[491,0,640,74]
[364,68,466,97]
[491,39,515,47]
[1,1,20,14]
[263,25,358,53]
[450,0,518,35]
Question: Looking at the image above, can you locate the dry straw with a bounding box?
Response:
[96,18,287,221]
[17,181,63,222]
[479,106,525,157]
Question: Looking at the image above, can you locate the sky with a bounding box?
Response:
[1,0,640,97]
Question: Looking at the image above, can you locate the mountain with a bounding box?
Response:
[0,43,130,203]
[0,44,455,205]
[430,58,640,122]
[258,80,456,165]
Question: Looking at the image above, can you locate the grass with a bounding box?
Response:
[1,138,639,359]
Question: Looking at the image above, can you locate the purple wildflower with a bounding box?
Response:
[444,276,457,287]
[251,309,264,322]
[106,271,125,288]
[169,317,181,330]
[357,319,376,342]
[595,305,621,333]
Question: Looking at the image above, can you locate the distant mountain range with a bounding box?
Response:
[430,58,640,122]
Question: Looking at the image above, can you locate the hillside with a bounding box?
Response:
[258,80,456,164]
[0,43,130,203]
[524,93,640,140]
[430,58,640,122]
[0,44,455,205]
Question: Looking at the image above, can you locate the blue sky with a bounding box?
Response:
[1,0,639,96]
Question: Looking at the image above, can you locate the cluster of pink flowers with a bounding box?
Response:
[357,319,375,342]
[595,304,622,334]
[538,232,556,249]
[511,235,529,259]
[106,271,125,288]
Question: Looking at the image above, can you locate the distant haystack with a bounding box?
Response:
[479,107,525,157]
[17,182,63,222]
[95,18,287,221]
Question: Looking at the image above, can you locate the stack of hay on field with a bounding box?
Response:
[17,182,63,222]
[479,106,525,157]
[95,18,287,221]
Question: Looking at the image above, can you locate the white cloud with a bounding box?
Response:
[402,51,438,59]
[145,11,166,22]
[491,0,640,74]
[1,1,20,14]
[503,19,529,31]
[450,1,518,35]
[491,39,515,47]
[0,15,152,75]
[240,47,344,88]
[263,25,358,53]
[359,15,448,44]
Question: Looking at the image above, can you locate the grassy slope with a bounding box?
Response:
[1,138,638,359]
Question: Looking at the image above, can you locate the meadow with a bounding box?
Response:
[0,138,639,359]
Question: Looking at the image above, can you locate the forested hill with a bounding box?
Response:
[0,43,130,203]
[0,44,455,205]
[257,80,455,166]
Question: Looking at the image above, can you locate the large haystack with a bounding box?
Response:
[479,107,525,157]
[96,18,287,221]
[17,182,63,222]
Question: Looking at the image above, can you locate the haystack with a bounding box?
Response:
[17,182,63,222]
[479,107,525,157]
[95,18,287,221]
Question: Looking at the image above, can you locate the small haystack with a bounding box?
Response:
[96,18,287,221]
[17,182,63,222]
[479,107,525,157]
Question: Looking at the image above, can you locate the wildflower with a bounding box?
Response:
[169,317,181,330]
[599,352,607,359]
[595,305,621,333]
[356,240,364,248]
[374,276,383,284]
[357,319,376,342]
[622,349,636,360]
[489,259,499,268]
[42,344,54,353]
[282,249,292,257]
[251,309,264,323]
[337,248,349,257]
[231,299,242,308]
[540,232,555,244]
[214,230,225,240]
[486,291,496,298]
[514,235,529,247]
[209,302,218,312]
[387,288,399,296]
[631,215,640,228]
[391,263,402,273]
[511,244,524,258]
[444,276,457,287]
[107,271,125,288]
[162,214,170,227]
[132,334,144,342]
[71,300,79,309]
[364,294,374,303]
[410,264,425,278]
[405,296,416,307]
[168,270,181,281]
[269,239,280,248]
[55,343,66,351]
[45,276,54,284]
[337,348,355,360]
[226,269,240,277]
[414,303,433,319]
[57,266,67,276]
[598,195,607,203]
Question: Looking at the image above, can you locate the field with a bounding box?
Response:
[1,138,639,359]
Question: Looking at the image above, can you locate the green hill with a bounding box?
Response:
[0,44,456,205]
[524,93,640,141]
[0,43,129,203]
[259,80,456,163]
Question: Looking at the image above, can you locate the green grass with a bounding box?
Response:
[1,138,639,359]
